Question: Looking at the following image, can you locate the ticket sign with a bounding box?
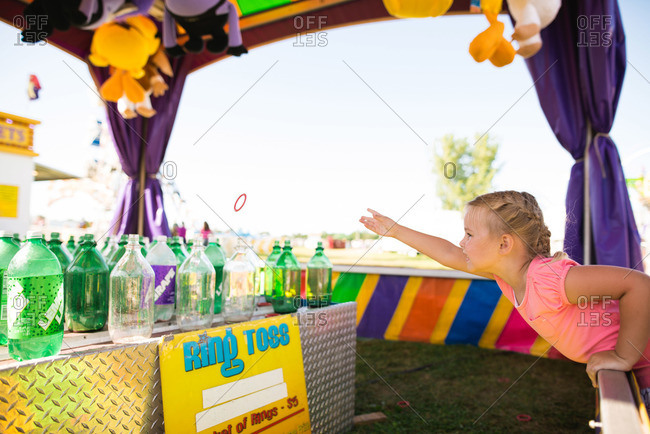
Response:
[159,315,311,434]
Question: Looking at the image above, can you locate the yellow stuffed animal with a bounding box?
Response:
[382,0,453,18]
[469,0,515,67]
[89,15,160,106]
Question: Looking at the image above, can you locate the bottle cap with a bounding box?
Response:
[208,235,218,244]
[50,232,60,239]
[156,235,167,242]
[26,231,43,239]
[0,230,12,237]
[193,236,205,247]
[128,234,140,244]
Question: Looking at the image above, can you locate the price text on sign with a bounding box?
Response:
[159,315,311,434]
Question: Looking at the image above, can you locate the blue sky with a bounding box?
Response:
[1,1,649,242]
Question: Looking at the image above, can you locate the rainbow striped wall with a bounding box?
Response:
[331,269,565,359]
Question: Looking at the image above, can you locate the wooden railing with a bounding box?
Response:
[594,370,650,433]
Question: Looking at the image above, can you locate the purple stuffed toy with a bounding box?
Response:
[21,0,154,43]
[163,0,248,57]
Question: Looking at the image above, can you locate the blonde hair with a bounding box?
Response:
[467,191,569,262]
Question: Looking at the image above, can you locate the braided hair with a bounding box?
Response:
[467,191,568,262]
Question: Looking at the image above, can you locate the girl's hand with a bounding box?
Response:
[586,350,635,388]
[359,208,400,238]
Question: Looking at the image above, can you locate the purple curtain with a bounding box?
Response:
[522,0,642,269]
[89,55,192,239]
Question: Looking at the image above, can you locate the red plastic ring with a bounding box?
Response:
[234,193,247,212]
[517,414,532,422]
[397,401,409,408]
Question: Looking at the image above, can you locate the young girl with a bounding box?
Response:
[360,190,650,408]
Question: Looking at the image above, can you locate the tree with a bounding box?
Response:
[433,133,500,211]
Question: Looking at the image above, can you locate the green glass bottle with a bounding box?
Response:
[264,241,282,302]
[47,232,73,272]
[139,236,148,257]
[187,238,194,253]
[6,231,64,361]
[100,236,111,256]
[306,242,333,308]
[65,234,109,332]
[170,236,188,266]
[204,236,227,314]
[13,233,21,245]
[0,231,21,345]
[107,235,128,272]
[271,240,301,314]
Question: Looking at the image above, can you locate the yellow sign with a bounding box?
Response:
[0,120,30,147]
[0,185,18,218]
[159,315,311,434]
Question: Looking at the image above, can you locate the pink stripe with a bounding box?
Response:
[494,309,539,353]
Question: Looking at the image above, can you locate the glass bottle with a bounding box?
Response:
[176,236,215,331]
[170,236,189,266]
[146,235,177,322]
[306,241,333,308]
[222,241,256,323]
[47,232,73,273]
[65,234,109,331]
[264,241,282,302]
[204,236,226,314]
[271,240,301,314]
[108,234,155,344]
[107,234,128,272]
[6,231,64,361]
[0,231,21,345]
[13,233,21,246]
[103,236,118,261]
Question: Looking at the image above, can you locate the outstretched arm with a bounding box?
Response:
[564,265,650,387]
[359,208,493,279]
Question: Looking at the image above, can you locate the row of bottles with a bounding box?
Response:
[0,230,333,362]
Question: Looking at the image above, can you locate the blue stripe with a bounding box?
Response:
[445,280,502,345]
[357,275,409,339]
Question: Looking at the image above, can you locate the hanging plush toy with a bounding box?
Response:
[88,16,160,112]
[381,0,453,18]
[507,0,561,58]
[469,0,515,67]
[117,46,174,119]
[162,0,248,57]
[21,0,154,43]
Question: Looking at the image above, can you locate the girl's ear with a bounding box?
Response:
[498,233,515,255]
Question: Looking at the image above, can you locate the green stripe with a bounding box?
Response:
[237,0,292,16]
[332,273,366,303]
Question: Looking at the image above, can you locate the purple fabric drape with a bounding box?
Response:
[89,54,192,239]
[522,0,642,269]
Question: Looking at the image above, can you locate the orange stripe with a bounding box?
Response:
[398,278,454,342]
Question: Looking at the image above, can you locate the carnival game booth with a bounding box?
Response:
[0,0,647,432]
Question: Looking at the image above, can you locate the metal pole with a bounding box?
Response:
[584,120,593,265]
[137,118,148,236]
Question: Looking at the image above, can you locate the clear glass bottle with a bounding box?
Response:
[103,236,118,261]
[47,232,73,272]
[108,234,155,344]
[0,230,21,345]
[306,241,333,308]
[65,234,109,332]
[6,231,64,361]
[264,241,282,302]
[222,241,256,323]
[204,236,226,314]
[271,240,301,314]
[176,236,215,331]
[146,235,177,322]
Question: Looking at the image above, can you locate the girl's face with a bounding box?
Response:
[460,206,501,273]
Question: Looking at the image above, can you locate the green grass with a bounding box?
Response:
[351,339,595,433]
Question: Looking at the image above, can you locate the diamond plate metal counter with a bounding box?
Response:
[0,302,357,433]
[298,302,356,434]
[0,341,164,434]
